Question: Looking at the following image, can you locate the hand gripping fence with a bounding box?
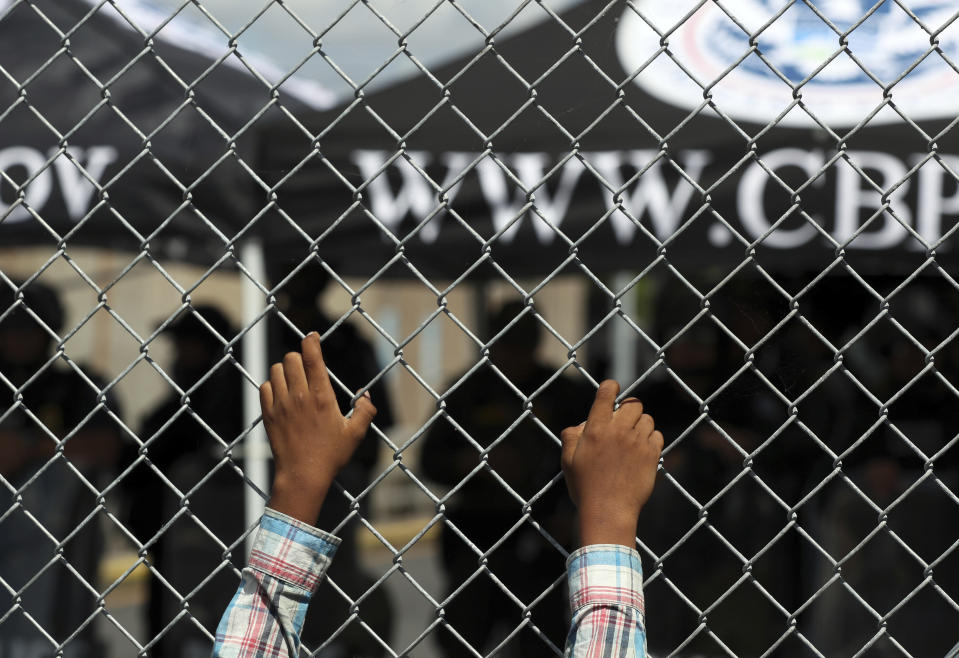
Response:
[2,0,959,656]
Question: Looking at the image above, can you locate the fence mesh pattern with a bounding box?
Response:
[2,0,959,656]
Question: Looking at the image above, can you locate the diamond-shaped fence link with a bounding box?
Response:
[2,0,959,656]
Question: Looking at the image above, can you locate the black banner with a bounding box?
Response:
[257,0,959,278]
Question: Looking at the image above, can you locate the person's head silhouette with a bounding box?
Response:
[0,280,64,380]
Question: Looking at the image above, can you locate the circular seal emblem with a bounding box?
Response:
[616,0,959,128]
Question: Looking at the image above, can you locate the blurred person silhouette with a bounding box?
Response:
[637,274,959,656]
[808,279,959,657]
[420,300,592,656]
[121,304,247,657]
[634,278,802,656]
[0,280,121,658]
[269,260,395,656]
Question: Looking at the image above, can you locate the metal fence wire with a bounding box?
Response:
[2,0,959,656]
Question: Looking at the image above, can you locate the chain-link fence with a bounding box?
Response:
[3,0,959,656]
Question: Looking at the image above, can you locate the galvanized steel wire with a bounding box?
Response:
[2,0,959,656]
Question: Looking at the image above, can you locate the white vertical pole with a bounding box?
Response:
[472,280,488,342]
[241,240,270,558]
[611,271,637,388]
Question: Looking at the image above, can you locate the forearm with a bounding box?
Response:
[578,503,639,549]
[214,333,373,657]
[268,475,332,528]
[213,509,339,658]
[565,545,647,658]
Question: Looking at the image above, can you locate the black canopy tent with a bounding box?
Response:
[3,1,956,279]
[0,0,332,264]
[256,0,959,281]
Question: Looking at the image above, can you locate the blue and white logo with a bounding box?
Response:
[617,0,959,127]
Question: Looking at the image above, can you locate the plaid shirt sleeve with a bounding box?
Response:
[212,508,340,657]
[565,544,647,658]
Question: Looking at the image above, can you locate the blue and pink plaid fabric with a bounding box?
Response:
[213,512,646,657]
[566,544,647,657]
[213,508,339,657]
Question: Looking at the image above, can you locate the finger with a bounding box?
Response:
[301,332,334,396]
[650,430,665,452]
[587,380,619,425]
[269,362,288,399]
[636,413,655,438]
[613,397,644,428]
[347,390,377,440]
[259,381,274,417]
[560,422,585,469]
[283,351,308,393]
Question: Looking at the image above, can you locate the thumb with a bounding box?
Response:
[560,422,585,470]
[347,390,377,440]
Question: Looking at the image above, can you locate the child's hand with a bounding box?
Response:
[560,380,663,548]
[260,332,377,526]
